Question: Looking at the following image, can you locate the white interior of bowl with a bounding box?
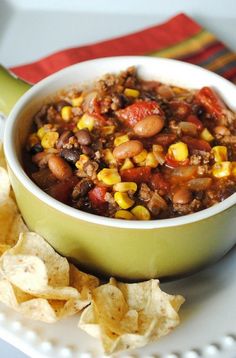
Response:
[4,56,236,229]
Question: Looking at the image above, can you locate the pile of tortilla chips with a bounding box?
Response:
[0,141,185,354]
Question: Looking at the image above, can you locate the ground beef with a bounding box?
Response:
[147,192,167,216]
[173,198,202,215]
[190,150,212,165]
[83,161,99,179]
[138,183,152,202]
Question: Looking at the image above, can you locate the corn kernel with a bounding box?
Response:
[211,146,228,163]
[77,113,95,131]
[124,88,140,98]
[114,192,134,209]
[200,128,214,142]
[103,149,117,167]
[61,106,72,121]
[133,149,148,164]
[101,126,115,136]
[172,86,186,94]
[41,131,59,149]
[71,96,83,107]
[131,205,151,220]
[28,133,40,148]
[113,182,137,192]
[120,158,134,170]
[114,134,129,147]
[114,210,135,220]
[212,161,231,178]
[138,160,147,167]
[153,144,164,153]
[146,152,159,168]
[231,162,236,176]
[97,168,121,185]
[75,154,89,170]
[168,142,188,161]
[37,127,46,140]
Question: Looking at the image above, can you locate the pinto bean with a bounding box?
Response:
[113,140,143,160]
[133,115,165,138]
[32,151,54,168]
[157,85,174,99]
[48,155,72,180]
[214,125,230,136]
[75,129,92,145]
[172,188,192,204]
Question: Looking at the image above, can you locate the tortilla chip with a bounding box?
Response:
[7,215,28,246]
[0,244,11,256]
[0,279,77,323]
[0,172,28,248]
[0,232,78,297]
[5,232,70,286]
[69,263,100,302]
[79,278,185,354]
[0,232,100,321]
[0,167,10,204]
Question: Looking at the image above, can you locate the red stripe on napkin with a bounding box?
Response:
[10,13,236,84]
[11,14,201,84]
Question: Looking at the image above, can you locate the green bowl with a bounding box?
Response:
[2,57,236,280]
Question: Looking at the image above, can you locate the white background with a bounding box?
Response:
[0,0,235,357]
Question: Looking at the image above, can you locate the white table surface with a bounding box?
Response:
[0,0,235,357]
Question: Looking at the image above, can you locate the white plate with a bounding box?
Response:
[1,1,236,357]
[0,227,236,358]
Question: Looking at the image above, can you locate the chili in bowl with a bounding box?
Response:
[3,56,236,280]
[25,67,236,220]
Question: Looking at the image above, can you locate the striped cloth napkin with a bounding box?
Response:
[11,13,236,84]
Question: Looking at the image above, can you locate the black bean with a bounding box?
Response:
[81,145,94,156]
[30,143,43,155]
[91,138,103,151]
[72,179,94,200]
[75,129,91,145]
[118,93,130,108]
[60,148,81,164]
[192,104,205,117]
[57,131,73,149]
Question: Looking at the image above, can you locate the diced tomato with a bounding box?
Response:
[116,101,163,127]
[91,112,108,126]
[182,135,211,152]
[83,92,108,126]
[187,114,203,131]
[170,100,191,119]
[88,186,108,208]
[195,87,225,119]
[154,133,177,147]
[165,155,190,168]
[121,166,152,183]
[46,176,79,204]
[151,173,170,193]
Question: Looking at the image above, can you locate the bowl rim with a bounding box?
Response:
[4,55,236,229]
